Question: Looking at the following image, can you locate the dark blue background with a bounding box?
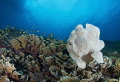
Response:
[0,0,120,41]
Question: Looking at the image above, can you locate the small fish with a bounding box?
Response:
[30,30,34,32]
[42,32,46,36]
[48,33,54,38]
[11,27,14,28]
[64,37,68,40]
[21,27,24,31]
[7,24,10,28]
[23,31,26,34]
[6,29,10,32]
[50,33,54,36]
[36,30,40,32]
[55,37,59,39]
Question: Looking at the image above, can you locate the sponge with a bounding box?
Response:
[66,24,104,69]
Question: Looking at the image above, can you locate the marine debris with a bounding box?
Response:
[0,25,120,82]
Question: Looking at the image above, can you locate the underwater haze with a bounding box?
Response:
[0,0,120,41]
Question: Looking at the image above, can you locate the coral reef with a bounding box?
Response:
[102,40,120,57]
[0,54,21,82]
[114,58,120,76]
[10,34,66,57]
[0,27,24,48]
[0,25,120,82]
[10,34,41,56]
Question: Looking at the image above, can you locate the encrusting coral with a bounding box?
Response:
[66,23,104,69]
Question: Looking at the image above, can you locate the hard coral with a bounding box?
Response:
[66,24,104,69]
[0,55,20,82]
[11,34,66,57]
[114,58,120,76]
[10,34,42,56]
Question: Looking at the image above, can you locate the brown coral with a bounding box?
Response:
[10,34,67,57]
[10,34,42,56]
[114,58,120,76]
[0,55,20,82]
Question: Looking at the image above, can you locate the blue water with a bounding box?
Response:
[0,0,120,41]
